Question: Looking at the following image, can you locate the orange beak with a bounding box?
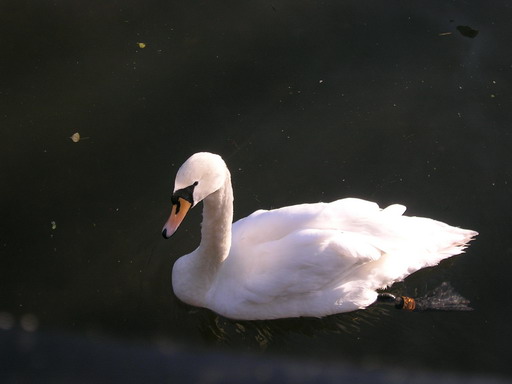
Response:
[162,197,192,238]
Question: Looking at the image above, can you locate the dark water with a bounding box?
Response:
[2,0,512,381]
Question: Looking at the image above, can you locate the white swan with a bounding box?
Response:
[162,152,477,320]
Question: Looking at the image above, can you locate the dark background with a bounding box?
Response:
[1,0,511,382]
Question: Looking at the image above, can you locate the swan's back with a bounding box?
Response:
[233,198,473,264]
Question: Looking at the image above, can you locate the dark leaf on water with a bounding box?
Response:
[457,25,479,38]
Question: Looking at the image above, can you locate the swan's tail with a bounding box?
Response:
[377,282,473,311]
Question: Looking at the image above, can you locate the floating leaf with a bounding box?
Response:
[70,132,80,142]
[70,132,89,142]
[457,25,479,38]
[138,42,146,49]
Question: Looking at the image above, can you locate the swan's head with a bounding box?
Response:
[162,152,228,239]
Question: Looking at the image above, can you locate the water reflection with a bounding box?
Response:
[0,312,39,333]
[0,312,15,331]
[195,303,391,351]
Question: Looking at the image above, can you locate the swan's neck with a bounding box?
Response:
[172,171,233,307]
[198,173,233,266]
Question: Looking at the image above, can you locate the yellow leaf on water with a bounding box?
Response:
[70,132,90,142]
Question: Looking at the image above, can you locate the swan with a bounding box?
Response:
[162,152,477,320]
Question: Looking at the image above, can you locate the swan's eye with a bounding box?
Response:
[172,182,197,206]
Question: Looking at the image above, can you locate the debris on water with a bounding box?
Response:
[51,221,57,230]
[70,132,89,142]
[438,32,452,36]
[138,42,146,48]
[457,25,479,38]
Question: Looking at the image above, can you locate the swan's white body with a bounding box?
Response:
[163,152,477,320]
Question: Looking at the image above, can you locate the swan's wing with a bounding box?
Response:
[222,198,388,307]
[226,227,383,306]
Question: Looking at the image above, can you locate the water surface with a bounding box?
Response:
[1,0,511,380]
